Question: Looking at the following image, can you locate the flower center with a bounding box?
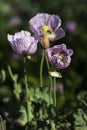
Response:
[41,25,56,48]
[57,53,67,63]
[42,25,50,32]
[42,25,56,41]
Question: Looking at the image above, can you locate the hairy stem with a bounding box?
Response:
[45,50,53,104]
[40,50,45,87]
[53,77,56,106]
[24,57,30,122]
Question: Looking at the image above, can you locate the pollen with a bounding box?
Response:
[42,25,49,32]
[57,53,67,63]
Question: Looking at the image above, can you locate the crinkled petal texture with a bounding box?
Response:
[29,13,65,40]
[47,44,73,69]
[7,30,38,56]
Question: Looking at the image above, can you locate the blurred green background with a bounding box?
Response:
[0,0,87,109]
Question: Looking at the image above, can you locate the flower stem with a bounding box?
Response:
[24,57,30,122]
[40,50,45,87]
[45,50,53,104]
[0,116,5,130]
[53,77,56,106]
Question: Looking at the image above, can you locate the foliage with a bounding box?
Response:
[0,116,6,130]
[74,95,87,130]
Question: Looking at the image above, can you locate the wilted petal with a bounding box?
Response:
[49,71,62,78]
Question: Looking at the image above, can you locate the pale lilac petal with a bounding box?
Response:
[29,13,64,41]
[29,13,50,35]
[54,28,65,40]
[48,15,61,30]
[7,30,38,56]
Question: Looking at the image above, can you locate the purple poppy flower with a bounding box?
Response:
[7,30,38,56]
[47,44,73,69]
[51,82,64,94]
[29,13,65,48]
[8,16,22,27]
[65,21,77,34]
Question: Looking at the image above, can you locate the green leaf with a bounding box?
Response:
[75,126,87,130]
[7,65,18,82]
[0,69,6,82]
[35,87,51,104]
[28,101,34,121]
[74,108,87,130]
[13,82,22,100]
[17,105,27,126]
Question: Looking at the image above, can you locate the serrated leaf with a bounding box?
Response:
[35,88,52,104]
[75,126,87,130]
[17,105,27,126]
[74,109,87,126]
[27,101,34,121]
[13,82,22,100]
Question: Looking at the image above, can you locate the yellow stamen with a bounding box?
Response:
[57,53,67,63]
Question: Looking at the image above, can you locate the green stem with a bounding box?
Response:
[40,50,45,87]
[24,57,30,122]
[7,65,16,82]
[53,77,56,106]
[45,51,53,104]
